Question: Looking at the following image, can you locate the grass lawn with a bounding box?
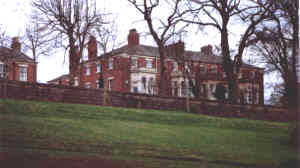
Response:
[0,99,297,168]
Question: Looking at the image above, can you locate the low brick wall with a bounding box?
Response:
[0,80,293,122]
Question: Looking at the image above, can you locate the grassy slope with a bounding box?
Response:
[0,99,297,168]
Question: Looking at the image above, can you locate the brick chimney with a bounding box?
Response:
[201,45,213,56]
[128,29,139,46]
[11,37,21,52]
[88,36,98,60]
[166,41,185,57]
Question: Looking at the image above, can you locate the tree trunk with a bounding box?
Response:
[220,26,239,103]
[158,47,168,96]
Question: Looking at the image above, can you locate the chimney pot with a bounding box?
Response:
[201,44,213,55]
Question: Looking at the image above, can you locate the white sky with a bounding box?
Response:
[0,0,274,100]
[0,0,224,82]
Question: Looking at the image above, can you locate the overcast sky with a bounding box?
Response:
[0,0,227,83]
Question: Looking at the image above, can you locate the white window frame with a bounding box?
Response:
[0,63,4,79]
[108,77,114,91]
[108,58,113,70]
[146,59,152,68]
[85,82,91,89]
[19,65,27,81]
[238,72,242,79]
[184,63,190,72]
[86,66,91,76]
[74,77,79,86]
[131,58,138,68]
[96,63,102,73]
[173,62,178,72]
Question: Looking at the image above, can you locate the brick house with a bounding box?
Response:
[48,29,264,105]
[0,37,37,83]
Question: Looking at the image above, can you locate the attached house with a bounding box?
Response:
[48,29,264,105]
[0,37,37,83]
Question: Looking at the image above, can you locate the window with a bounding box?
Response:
[247,86,253,104]
[108,58,113,70]
[108,78,113,91]
[210,66,217,74]
[19,66,27,81]
[74,77,79,86]
[96,80,99,88]
[141,77,147,92]
[173,81,178,96]
[200,66,206,74]
[173,62,178,72]
[250,71,255,79]
[148,77,155,94]
[133,87,138,93]
[86,66,91,76]
[146,59,152,68]
[184,63,190,72]
[131,58,137,68]
[181,81,186,97]
[96,63,102,73]
[238,72,242,79]
[210,84,215,94]
[0,63,4,79]
[85,82,91,88]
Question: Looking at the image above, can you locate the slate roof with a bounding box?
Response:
[0,46,34,63]
[89,44,260,69]
[47,74,69,83]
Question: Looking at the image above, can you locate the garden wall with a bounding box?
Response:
[0,80,293,122]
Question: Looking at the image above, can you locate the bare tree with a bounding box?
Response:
[249,0,299,150]
[0,25,10,47]
[95,15,122,54]
[31,0,104,86]
[22,13,54,82]
[249,0,298,108]
[127,0,187,96]
[181,0,272,103]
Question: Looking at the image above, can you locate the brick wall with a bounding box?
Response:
[0,79,293,122]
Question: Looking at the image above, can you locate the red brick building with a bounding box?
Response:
[0,37,37,83]
[49,29,264,105]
